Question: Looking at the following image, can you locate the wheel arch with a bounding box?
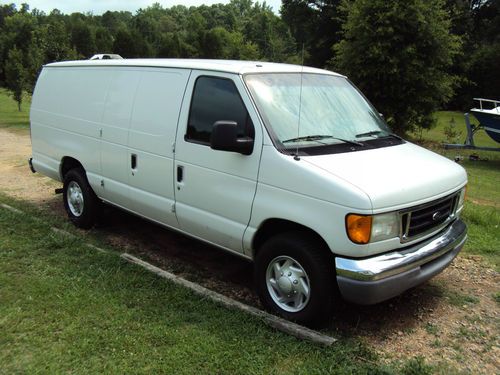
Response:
[60,156,84,180]
[252,218,334,262]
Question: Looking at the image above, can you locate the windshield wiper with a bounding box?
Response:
[355,130,403,141]
[355,130,383,138]
[282,135,364,146]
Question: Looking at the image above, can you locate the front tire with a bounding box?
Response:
[255,232,335,327]
[63,168,101,229]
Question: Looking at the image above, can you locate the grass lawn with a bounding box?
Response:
[0,194,435,374]
[0,88,31,133]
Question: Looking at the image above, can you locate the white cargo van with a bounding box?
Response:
[30,59,467,325]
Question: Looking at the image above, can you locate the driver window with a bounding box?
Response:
[186,76,254,145]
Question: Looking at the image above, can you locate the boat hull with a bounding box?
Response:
[471,109,500,143]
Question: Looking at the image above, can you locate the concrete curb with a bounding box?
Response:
[121,252,337,346]
[0,203,23,214]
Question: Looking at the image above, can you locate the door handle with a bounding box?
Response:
[131,154,137,169]
[177,165,183,183]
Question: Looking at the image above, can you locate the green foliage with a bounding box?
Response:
[0,1,299,92]
[70,20,97,58]
[331,0,461,135]
[282,1,344,66]
[468,40,500,101]
[4,47,26,111]
[203,27,259,60]
[443,117,462,143]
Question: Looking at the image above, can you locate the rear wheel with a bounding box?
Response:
[255,232,335,327]
[63,168,101,229]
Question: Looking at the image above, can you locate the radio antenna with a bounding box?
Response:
[294,44,305,161]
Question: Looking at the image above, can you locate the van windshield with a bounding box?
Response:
[244,73,395,153]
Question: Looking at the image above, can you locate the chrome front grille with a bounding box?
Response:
[400,193,459,242]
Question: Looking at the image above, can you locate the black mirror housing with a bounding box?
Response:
[210,121,254,155]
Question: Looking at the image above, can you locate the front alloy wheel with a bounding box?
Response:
[255,232,335,327]
[266,255,311,312]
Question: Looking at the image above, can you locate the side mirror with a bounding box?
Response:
[210,121,254,155]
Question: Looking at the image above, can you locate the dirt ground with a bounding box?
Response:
[1,128,498,373]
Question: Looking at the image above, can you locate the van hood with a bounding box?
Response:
[302,142,467,211]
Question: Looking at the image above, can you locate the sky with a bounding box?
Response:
[0,0,282,15]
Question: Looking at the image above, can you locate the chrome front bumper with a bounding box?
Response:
[335,219,467,305]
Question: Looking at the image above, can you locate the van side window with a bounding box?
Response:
[186,76,254,144]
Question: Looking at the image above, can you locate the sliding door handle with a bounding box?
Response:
[177,165,184,183]
[131,154,137,169]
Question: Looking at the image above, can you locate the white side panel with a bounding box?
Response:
[98,69,142,206]
[127,68,191,228]
[30,67,110,180]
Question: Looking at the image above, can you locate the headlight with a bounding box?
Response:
[371,212,400,242]
[346,212,399,244]
[457,186,466,213]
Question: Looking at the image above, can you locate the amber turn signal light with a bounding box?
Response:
[346,214,372,244]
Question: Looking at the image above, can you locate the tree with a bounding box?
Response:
[5,46,27,111]
[464,0,500,103]
[202,27,259,59]
[71,20,96,58]
[95,26,113,52]
[281,0,344,67]
[113,28,152,58]
[332,0,461,134]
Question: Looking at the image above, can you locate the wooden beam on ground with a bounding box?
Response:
[121,252,336,346]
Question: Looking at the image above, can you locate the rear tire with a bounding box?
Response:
[63,168,101,229]
[255,232,335,327]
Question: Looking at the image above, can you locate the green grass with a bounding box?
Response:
[433,111,499,149]
[493,292,500,305]
[461,204,500,268]
[0,88,31,133]
[461,159,500,208]
[425,323,439,336]
[0,194,441,374]
[413,111,500,207]
[427,282,480,308]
